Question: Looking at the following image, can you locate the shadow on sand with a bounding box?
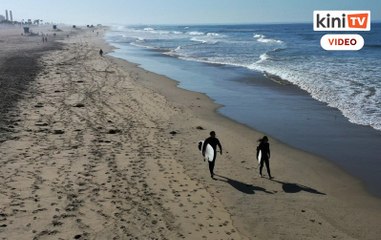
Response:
[214,174,325,195]
[272,179,326,195]
[214,174,273,195]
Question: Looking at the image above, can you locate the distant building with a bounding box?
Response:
[1,9,16,23]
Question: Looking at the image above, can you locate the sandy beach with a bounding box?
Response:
[1,25,381,240]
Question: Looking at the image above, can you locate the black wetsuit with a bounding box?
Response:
[203,137,222,177]
[257,141,271,178]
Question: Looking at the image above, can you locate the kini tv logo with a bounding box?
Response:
[314,11,371,51]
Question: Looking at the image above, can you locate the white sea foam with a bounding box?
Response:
[257,38,283,44]
[163,50,179,57]
[256,53,270,63]
[190,37,218,45]
[207,32,220,37]
[187,31,204,36]
[253,33,283,44]
[249,60,381,131]
[143,27,155,31]
[170,53,249,70]
[190,37,207,43]
[130,42,157,50]
[253,34,265,38]
[107,24,381,131]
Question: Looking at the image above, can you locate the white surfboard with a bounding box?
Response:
[257,150,262,164]
[198,140,215,162]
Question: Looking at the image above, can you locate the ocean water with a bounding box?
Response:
[107,23,381,131]
[105,24,381,196]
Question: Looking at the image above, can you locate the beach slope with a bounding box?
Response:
[0,26,380,240]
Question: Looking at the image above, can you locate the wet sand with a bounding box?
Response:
[0,25,380,239]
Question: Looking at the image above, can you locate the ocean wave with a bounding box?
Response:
[108,33,127,40]
[256,48,286,63]
[163,50,180,57]
[107,24,381,132]
[107,33,140,44]
[256,53,270,63]
[206,32,221,37]
[136,27,173,35]
[165,46,182,55]
[190,37,207,43]
[143,27,155,31]
[163,45,188,57]
[257,37,283,44]
[253,34,265,39]
[272,47,286,53]
[263,72,292,85]
[190,37,219,44]
[253,33,283,44]
[168,51,381,131]
[187,31,205,36]
[130,42,157,50]
[248,61,381,131]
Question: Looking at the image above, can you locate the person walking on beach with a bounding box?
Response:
[202,131,222,178]
[257,136,272,179]
[99,49,103,56]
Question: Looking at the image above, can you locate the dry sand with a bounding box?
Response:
[0,25,380,240]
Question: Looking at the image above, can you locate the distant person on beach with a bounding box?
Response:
[202,131,222,178]
[257,136,272,179]
[99,49,103,56]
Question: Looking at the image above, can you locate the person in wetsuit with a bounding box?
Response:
[202,131,222,178]
[257,136,272,179]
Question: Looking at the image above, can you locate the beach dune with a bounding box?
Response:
[0,25,380,239]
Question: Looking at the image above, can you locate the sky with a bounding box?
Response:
[0,0,380,25]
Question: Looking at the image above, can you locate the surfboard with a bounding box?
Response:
[198,140,214,162]
[257,150,262,164]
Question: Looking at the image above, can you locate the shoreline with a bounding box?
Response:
[1,25,380,239]
[108,37,381,197]
[107,45,381,239]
